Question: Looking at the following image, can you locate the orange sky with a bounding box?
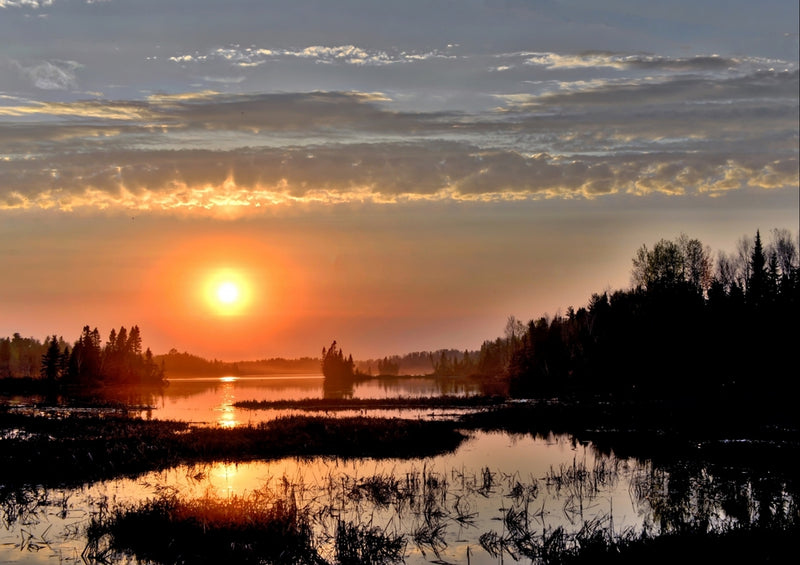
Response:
[2,190,797,360]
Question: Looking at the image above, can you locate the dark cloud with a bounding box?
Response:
[501,69,798,110]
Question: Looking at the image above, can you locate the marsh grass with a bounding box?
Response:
[85,480,409,565]
[334,520,406,565]
[0,485,50,529]
[543,455,622,524]
[4,397,800,563]
[85,486,324,565]
[235,394,507,411]
[0,411,467,486]
[14,455,793,565]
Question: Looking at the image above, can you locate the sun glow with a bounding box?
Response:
[143,234,308,359]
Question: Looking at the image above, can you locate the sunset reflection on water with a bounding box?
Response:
[215,379,239,428]
[151,374,485,427]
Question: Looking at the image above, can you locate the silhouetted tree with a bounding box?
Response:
[631,239,684,290]
[321,341,356,381]
[377,356,400,376]
[747,230,768,307]
[0,339,11,378]
[678,234,712,295]
[40,335,62,383]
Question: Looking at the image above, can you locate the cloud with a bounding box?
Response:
[12,60,81,90]
[512,51,796,76]
[521,51,733,71]
[202,76,246,84]
[0,60,796,213]
[0,0,104,6]
[168,44,458,68]
[496,69,799,111]
[0,0,54,8]
[0,98,151,120]
[1,139,796,213]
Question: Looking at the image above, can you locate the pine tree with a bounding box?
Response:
[747,230,768,307]
[40,335,61,382]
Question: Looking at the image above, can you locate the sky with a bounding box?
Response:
[1,0,798,361]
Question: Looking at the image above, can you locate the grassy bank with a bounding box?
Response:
[0,409,467,486]
[235,394,506,411]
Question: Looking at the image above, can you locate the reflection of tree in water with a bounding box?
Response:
[323,379,354,399]
[629,461,796,535]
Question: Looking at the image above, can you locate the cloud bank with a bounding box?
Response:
[1,50,797,213]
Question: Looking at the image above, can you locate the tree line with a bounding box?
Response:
[2,325,164,388]
[354,349,480,377]
[487,228,799,402]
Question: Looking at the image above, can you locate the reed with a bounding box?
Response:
[85,486,323,565]
[334,520,406,565]
[0,412,467,487]
[235,394,507,411]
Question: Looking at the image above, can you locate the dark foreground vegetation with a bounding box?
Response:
[81,468,797,565]
[235,393,507,411]
[2,397,798,564]
[0,408,467,486]
[85,485,407,565]
[74,419,797,565]
[3,396,797,487]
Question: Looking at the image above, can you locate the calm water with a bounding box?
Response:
[0,375,786,564]
[2,431,653,565]
[149,374,486,426]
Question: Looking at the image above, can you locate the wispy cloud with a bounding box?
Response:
[0,0,54,8]
[0,0,104,6]
[503,51,798,78]
[169,44,458,68]
[12,59,82,90]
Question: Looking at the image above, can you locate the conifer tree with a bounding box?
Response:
[40,335,61,382]
[748,230,768,306]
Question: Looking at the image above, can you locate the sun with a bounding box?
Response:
[216,281,240,305]
[204,269,252,316]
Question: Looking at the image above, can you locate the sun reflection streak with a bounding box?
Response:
[211,462,240,498]
[215,381,240,428]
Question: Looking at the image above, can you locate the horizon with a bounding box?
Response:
[1,1,798,361]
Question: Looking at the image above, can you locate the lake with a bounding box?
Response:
[143,373,489,426]
[0,375,792,564]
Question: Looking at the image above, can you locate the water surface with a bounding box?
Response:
[1,431,653,565]
[151,374,486,426]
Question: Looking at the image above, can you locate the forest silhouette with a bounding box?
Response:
[320,228,799,410]
[2,325,164,392]
[501,229,799,404]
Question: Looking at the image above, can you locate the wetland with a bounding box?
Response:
[2,374,798,564]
